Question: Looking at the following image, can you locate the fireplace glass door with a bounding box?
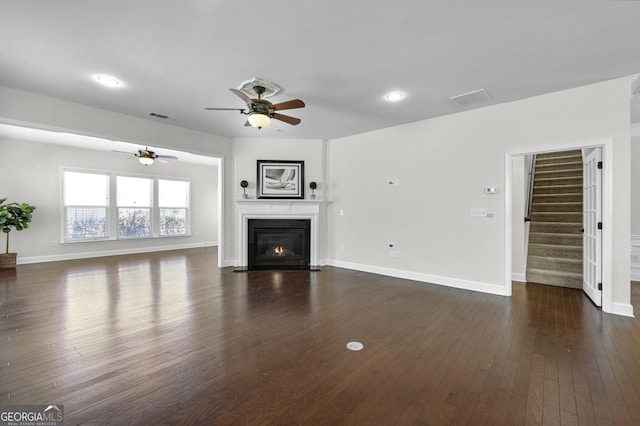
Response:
[248,219,311,270]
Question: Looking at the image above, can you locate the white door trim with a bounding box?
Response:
[504,138,614,313]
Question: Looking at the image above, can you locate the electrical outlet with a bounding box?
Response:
[51,240,58,247]
[470,208,488,217]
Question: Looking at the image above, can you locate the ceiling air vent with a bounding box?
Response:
[449,88,491,108]
[149,112,169,119]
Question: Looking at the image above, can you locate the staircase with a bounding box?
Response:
[526,150,583,288]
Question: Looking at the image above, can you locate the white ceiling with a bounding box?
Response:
[1,1,640,141]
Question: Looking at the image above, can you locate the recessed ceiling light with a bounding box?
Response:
[384,91,405,102]
[95,75,122,88]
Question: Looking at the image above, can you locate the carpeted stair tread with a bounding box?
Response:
[530,212,582,222]
[532,184,582,194]
[527,256,582,273]
[533,193,583,203]
[529,222,583,233]
[526,268,582,288]
[534,176,583,186]
[528,243,582,259]
[528,232,582,246]
[531,202,583,212]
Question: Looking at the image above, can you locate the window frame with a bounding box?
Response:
[62,169,110,242]
[158,177,191,237]
[116,174,153,239]
[61,167,191,243]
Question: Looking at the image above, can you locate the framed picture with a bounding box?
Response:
[257,160,305,199]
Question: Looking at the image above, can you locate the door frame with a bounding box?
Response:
[504,138,613,313]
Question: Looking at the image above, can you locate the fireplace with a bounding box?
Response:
[248,219,311,270]
[236,199,321,269]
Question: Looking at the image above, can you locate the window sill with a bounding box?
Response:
[62,234,192,244]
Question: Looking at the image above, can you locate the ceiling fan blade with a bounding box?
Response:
[272,113,301,126]
[156,155,178,160]
[204,107,246,112]
[271,99,305,111]
[229,88,256,106]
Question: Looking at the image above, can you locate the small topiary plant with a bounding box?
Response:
[240,180,249,197]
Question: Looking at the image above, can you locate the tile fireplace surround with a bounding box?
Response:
[236,200,322,268]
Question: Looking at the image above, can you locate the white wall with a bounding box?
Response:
[327,77,632,315]
[0,137,218,262]
[232,137,325,200]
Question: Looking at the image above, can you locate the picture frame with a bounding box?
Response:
[257,160,305,199]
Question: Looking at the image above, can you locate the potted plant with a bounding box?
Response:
[309,181,317,199]
[0,198,36,269]
[240,180,249,199]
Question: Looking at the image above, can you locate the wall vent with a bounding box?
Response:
[449,88,491,108]
[149,112,169,119]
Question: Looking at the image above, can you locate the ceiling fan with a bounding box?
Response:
[114,147,178,166]
[205,85,305,129]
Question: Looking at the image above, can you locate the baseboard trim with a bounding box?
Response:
[512,272,526,283]
[327,259,508,296]
[17,242,218,265]
[611,302,635,318]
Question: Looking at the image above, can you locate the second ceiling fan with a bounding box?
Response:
[205,85,305,129]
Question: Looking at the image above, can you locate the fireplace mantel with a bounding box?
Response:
[236,199,322,267]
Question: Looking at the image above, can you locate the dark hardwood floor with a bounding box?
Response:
[1,248,639,425]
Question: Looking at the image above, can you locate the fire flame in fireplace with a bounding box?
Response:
[274,246,285,255]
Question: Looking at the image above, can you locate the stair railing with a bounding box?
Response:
[524,154,537,222]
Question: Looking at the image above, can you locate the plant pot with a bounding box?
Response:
[0,253,17,269]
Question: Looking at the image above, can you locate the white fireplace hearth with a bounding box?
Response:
[236,199,322,268]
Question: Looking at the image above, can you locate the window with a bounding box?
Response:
[159,179,189,236]
[62,168,190,242]
[117,176,152,238]
[63,171,109,240]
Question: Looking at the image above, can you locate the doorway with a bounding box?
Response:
[505,140,613,312]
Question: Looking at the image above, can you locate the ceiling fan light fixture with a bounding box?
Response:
[248,113,271,129]
[138,156,154,166]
